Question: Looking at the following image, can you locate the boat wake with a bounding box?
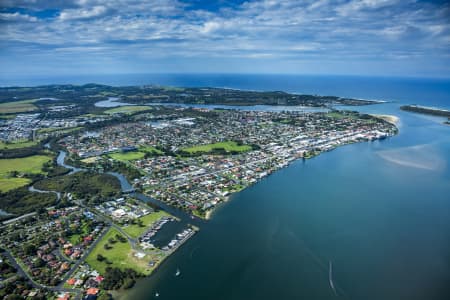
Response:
[329,261,338,296]
[284,229,348,298]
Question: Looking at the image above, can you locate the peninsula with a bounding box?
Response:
[400,105,450,124]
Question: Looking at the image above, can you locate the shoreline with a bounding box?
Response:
[192,126,398,223]
[116,127,400,299]
[371,114,399,125]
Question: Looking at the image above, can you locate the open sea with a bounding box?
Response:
[3,74,450,300]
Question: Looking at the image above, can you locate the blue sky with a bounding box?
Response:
[1,0,449,78]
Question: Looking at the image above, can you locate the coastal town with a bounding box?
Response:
[61,108,397,218]
[0,85,398,299]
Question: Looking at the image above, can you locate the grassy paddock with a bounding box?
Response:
[0,140,39,150]
[139,146,163,155]
[121,211,170,238]
[0,114,16,119]
[0,99,38,114]
[0,155,51,177]
[104,106,152,115]
[182,141,252,154]
[37,126,83,134]
[0,155,51,192]
[0,178,32,192]
[109,151,145,161]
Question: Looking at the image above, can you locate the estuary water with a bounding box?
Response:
[118,76,449,300]
[3,74,450,299]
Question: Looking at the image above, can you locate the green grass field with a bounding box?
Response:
[0,155,52,177]
[326,111,347,119]
[139,146,163,155]
[109,151,146,161]
[104,106,152,115]
[0,155,51,192]
[0,99,38,114]
[0,140,39,150]
[85,228,156,275]
[37,126,83,134]
[0,114,16,119]
[122,211,170,238]
[326,111,359,120]
[182,141,252,154]
[0,178,32,192]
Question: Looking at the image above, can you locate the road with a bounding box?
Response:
[58,225,110,286]
[74,200,138,248]
[1,249,82,300]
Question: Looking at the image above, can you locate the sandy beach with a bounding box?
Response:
[371,114,399,125]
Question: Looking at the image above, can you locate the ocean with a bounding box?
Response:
[3,74,449,299]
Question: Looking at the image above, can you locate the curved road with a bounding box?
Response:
[1,249,82,300]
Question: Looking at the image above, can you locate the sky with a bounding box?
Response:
[0,0,449,78]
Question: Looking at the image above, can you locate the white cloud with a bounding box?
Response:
[335,0,403,16]
[0,0,449,77]
[58,5,108,21]
[0,12,37,22]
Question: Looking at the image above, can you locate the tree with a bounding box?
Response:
[122,278,135,289]
[34,258,45,268]
[23,244,36,255]
[97,293,112,300]
[97,254,105,261]
[115,234,126,243]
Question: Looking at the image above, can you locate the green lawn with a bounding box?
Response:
[104,106,152,115]
[0,140,39,150]
[0,99,38,114]
[182,141,252,154]
[121,211,170,239]
[109,151,146,161]
[0,178,32,192]
[85,228,155,275]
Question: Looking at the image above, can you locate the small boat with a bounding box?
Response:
[175,268,180,276]
[155,292,159,297]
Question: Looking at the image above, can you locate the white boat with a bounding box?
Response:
[175,268,180,276]
[155,292,159,297]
